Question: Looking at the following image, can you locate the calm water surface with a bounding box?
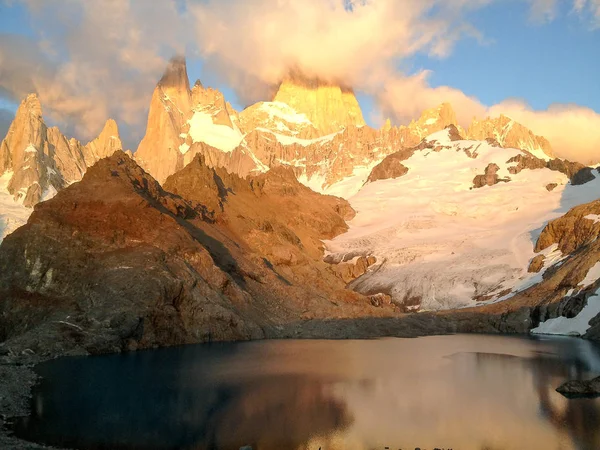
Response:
[11,335,600,450]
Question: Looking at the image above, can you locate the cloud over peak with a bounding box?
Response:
[0,0,599,161]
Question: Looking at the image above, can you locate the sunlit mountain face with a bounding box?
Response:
[1,2,600,449]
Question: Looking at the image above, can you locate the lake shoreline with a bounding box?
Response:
[1,327,596,450]
[0,358,56,449]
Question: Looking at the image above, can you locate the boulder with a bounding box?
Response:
[528,255,545,273]
[556,376,600,398]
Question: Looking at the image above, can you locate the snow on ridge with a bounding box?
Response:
[187,111,244,153]
[578,261,600,288]
[584,214,600,224]
[255,127,339,147]
[179,143,190,155]
[259,101,312,125]
[423,128,455,145]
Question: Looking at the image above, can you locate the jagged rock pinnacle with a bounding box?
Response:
[272,75,366,135]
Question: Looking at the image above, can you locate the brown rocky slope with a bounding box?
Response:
[0,94,123,207]
[0,152,391,357]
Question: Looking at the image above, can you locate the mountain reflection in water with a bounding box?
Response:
[11,335,600,450]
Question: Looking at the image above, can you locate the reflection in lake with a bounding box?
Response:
[11,335,600,450]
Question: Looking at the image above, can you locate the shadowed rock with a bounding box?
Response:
[557,376,600,398]
[473,163,511,188]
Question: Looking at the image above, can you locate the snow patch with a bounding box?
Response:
[579,261,600,288]
[0,171,32,243]
[326,136,600,310]
[259,102,312,125]
[256,128,338,147]
[584,214,600,224]
[188,110,244,153]
[41,185,58,202]
[297,172,327,194]
[531,289,600,336]
[179,143,190,155]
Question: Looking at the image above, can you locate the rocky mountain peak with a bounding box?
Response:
[191,80,236,128]
[135,57,194,183]
[467,114,553,159]
[101,118,119,136]
[82,118,123,164]
[272,75,366,135]
[21,93,43,119]
[409,102,458,137]
[382,118,392,132]
[158,55,191,92]
[0,93,125,216]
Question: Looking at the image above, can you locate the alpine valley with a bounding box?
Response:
[2,56,600,360]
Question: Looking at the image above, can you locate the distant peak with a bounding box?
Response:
[383,118,392,132]
[18,93,43,118]
[101,118,118,135]
[272,71,365,134]
[277,69,354,94]
[158,55,190,91]
[416,102,457,128]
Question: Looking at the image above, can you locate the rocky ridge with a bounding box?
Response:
[0,95,123,208]
[0,152,389,357]
[132,57,558,196]
[467,114,553,159]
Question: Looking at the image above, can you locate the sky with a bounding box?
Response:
[0,0,599,161]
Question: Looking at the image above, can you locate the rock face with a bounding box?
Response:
[366,147,414,183]
[407,103,459,139]
[556,376,600,398]
[473,163,510,188]
[0,152,386,356]
[164,155,356,274]
[467,114,553,159]
[134,57,193,183]
[535,200,600,254]
[0,94,122,207]
[465,197,600,338]
[132,59,478,191]
[130,58,568,199]
[82,119,123,165]
[271,75,365,136]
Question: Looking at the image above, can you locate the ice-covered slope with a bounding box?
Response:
[0,171,32,242]
[325,129,600,311]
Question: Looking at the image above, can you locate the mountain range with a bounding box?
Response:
[1,57,598,357]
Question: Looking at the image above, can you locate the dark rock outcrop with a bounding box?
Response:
[507,154,595,185]
[571,167,596,186]
[473,163,510,188]
[366,148,413,183]
[556,376,600,398]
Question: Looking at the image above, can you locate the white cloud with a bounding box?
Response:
[0,0,598,162]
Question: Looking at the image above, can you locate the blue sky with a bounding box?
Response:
[410,1,600,111]
[186,2,600,117]
[0,0,599,155]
